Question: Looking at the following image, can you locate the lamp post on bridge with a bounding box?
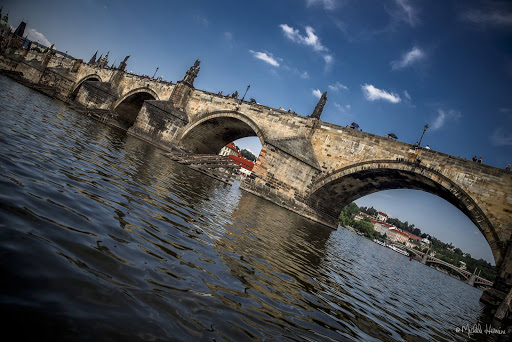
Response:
[241,84,250,102]
[415,124,429,148]
[152,67,159,79]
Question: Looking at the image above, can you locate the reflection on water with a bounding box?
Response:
[0,75,503,341]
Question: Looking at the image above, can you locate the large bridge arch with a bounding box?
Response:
[307,160,504,266]
[70,74,102,100]
[113,88,160,128]
[177,111,266,154]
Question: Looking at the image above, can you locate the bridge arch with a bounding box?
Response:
[177,111,266,154]
[113,88,160,128]
[70,74,102,100]
[307,160,503,266]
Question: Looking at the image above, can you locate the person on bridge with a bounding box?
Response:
[478,157,483,164]
[472,155,478,162]
[506,164,511,171]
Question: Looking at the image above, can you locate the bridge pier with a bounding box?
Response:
[467,273,476,286]
[421,252,428,265]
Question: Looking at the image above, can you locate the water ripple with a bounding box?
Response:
[0,75,494,341]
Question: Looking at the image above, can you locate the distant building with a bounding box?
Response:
[0,7,10,40]
[371,220,394,235]
[219,142,241,157]
[377,211,388,222]
[387,228,409,244]
[460,261,467,270]
[227,155,254,177]
[421,238,431,246]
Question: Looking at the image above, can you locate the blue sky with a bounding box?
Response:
[4,0,512,263]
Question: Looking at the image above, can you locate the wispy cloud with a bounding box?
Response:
[403,90,411,100]
[280,24,333,67]
[312,89,322,99]
[334,102,351,112]
[300,71,310,79]
[306,0,337,11]
[431,109,461,130]
[491,128,512,146]
[393,0,419,27]
[328,81,348,91]
[224,32,232,40]
[26,28,51,47]
[193,15,209,27]
[460,6,512,28]
[391,46,425,70]
[280,24,327,52]
[249,50,280,67]
[361,84,401,103]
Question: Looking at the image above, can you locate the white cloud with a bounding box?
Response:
[224,32,232,40]
[491,128,512,146]
[461,9,512,27]
[280,24,327,52]
[280,24,333,66]
[312,89,322,99]
[26,28,51,47]
[249,50,280,67]
[306,0,337,10]
[328,81,348,91]
[404,90,411,100]
[334,102,351,112]
[432,109,461,130]
[300,71,310,79]
[394,0,419,26]
[361,84,401,103]
[391,46,425,70]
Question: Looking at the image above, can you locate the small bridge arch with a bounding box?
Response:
[177,111,266,154]
[70,74,102,100]
[113,87,160,128]
[307,160,504,266]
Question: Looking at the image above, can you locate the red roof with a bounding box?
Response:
[224,142,241,157]
[378,211,388,217]
[228,155,254,171]
[388,228,421,241]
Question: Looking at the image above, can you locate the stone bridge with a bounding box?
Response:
[405,247,494,287]
[0,48,511,310]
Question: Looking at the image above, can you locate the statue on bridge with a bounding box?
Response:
[118,55,130,72]
[311,91,327,119]
[183,59,201,86]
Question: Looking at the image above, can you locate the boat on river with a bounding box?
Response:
[388,245,409,256]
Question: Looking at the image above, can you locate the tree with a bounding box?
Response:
[240,149,256,161]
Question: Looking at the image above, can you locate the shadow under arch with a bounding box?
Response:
[307,159,503,266]
[113,88,160,128]
[178,111,266,154]
[70,74,102,100]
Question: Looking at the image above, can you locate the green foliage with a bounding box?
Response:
[338,202,359,226]
[359,206,378,217]
[353,219,376,238]
[240,149,257,161]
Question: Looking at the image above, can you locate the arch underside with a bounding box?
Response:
[114,92,156,128]
[308,165,500,264]
[71,76,100,99]
[179,116,259,154]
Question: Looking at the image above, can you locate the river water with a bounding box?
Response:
[0,75,503,341]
